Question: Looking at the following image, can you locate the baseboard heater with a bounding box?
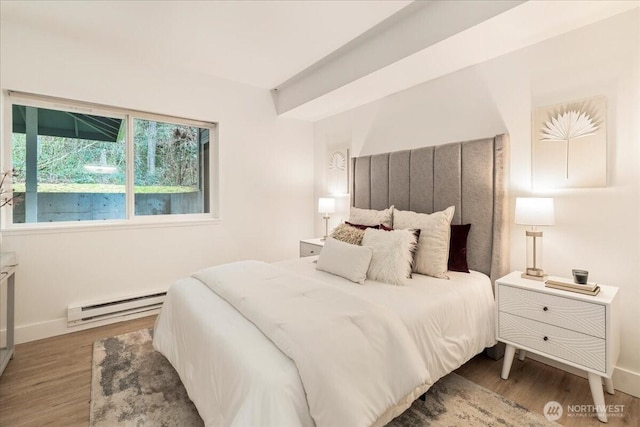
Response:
[67,290,166,326]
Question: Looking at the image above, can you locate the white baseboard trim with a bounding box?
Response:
[612,366,640,399]
[523,352,640,398]
[13,310,159,345]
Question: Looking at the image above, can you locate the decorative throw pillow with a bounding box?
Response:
[408,228,422,275]
[345,221,380,230]
[316,237,372,285]
[375,226,421,278]
[449,224,471,273]
[331,223,366,246]
[361,228,417,286]
[393,206,455,279]
[349,206,394,228]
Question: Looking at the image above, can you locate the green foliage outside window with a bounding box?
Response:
[12,120,201,192]
[133,119,199,189]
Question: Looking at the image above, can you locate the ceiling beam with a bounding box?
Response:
[274,0,638,121]
[272,0,526,118]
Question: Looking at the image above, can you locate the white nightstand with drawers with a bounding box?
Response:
[299,238,325,258]
[496,272,620,423]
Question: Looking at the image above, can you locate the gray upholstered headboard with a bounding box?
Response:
[351,135,509,284]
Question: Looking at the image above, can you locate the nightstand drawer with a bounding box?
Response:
[499,312,605,372]
[300,241,322,257]
[498,285,605,338]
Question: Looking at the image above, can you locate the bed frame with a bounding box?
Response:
[351,134,509,284]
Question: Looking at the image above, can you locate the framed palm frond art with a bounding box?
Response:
[532,96,607,189]
[327,147,349,195]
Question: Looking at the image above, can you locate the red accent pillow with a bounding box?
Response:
[448,224,471,273]
[345,221,381,230]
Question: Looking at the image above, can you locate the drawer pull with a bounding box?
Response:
[543,306,548,311]
[543,336,549,341]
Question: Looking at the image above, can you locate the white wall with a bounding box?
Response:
[314,10,640,395]
[0,15,315,342]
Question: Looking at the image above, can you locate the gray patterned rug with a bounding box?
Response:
[91,329,555,426]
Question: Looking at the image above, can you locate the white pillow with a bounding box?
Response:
[349,205,394,228]
[393,206,455,279]
[361,228,417,286]
[316,237,372,285]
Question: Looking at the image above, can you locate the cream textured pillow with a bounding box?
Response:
[316,237,372,285]
[393,206,455,279]
[330,223,365,245]
[361,228,417,286]
[349,206,394,228]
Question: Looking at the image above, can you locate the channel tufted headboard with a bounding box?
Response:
[351,135,509,284]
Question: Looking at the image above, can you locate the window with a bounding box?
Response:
[4,92,217,227]
[133,118,209,216]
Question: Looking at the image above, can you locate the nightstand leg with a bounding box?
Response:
[604,377,615,395]
[518,350,526,361]
[588,372,608,423]
[501,344,516,380]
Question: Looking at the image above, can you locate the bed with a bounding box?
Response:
[153,135,509,427]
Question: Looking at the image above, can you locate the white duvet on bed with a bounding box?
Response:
[153,256,496,427]
[279,257,497,379]
[193,260,429,427]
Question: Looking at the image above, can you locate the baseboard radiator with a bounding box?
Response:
[67,290,166,326]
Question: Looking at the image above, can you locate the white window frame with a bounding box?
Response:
[1,91,220,234]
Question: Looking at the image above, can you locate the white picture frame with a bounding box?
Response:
[532,96,607,189]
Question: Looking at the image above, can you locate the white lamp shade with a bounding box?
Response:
[318,197,336,214]
[515,197,554,226]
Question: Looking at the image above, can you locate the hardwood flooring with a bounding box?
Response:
[0,315,638,426]
[456,354,639,426]
[0,316,156,427]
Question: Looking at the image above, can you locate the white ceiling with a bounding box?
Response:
[0,0,411,89]
[2,0,638,121]
[277,0,640,120]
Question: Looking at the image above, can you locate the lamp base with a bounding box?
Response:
[322,215,330,241]
[522,268,547,282]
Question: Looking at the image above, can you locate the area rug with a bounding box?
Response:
[91,329,555,426]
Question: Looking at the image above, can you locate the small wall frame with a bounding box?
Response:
[327,147,349,195]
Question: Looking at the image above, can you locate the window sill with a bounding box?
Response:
[1,216,221,236]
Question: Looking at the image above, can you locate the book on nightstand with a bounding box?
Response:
[545,277,600,296]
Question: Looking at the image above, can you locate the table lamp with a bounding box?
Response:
[515,197,554,281]
[318,197,335,241]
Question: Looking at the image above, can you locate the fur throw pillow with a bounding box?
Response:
[331,223,366,245]
[361,228,417,286]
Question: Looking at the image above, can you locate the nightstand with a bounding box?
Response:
[299,238,324,257]
[496,271,620,423]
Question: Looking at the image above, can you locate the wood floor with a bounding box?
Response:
[0,316,156,427]
[456,354,639,427]
[0,315,638,426]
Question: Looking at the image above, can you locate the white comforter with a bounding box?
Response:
[153,257,496,427]
[192,261,430,427]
